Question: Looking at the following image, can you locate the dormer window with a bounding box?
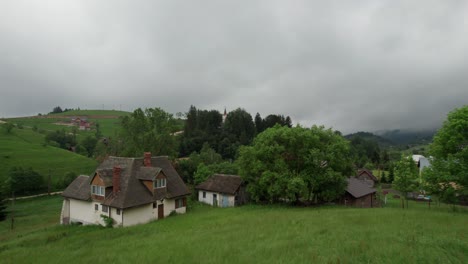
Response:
[91,185,105,196]
[154,178,166,188]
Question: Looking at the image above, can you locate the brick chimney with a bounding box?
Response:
[144,152,152,167]
[113,166,121,193]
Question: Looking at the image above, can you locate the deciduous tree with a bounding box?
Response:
[393,155,418,208]
[119,107,178,157]
[237,125,353,204]
[424,106,467,204]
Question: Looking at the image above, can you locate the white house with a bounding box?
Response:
[412,155,431,174]
[195,174,247,207]
[61,153,190,227]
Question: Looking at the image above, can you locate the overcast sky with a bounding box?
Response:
[1,1,467,133]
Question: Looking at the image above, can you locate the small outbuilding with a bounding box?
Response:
[341,177,378,208]
[195,174,247,207]
[356,169,378,187]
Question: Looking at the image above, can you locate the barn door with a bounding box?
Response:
[158,204,164,219]
[222,195,229,207]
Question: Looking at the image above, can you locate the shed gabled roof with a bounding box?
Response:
[346,177,376,198]
[195,174,243,195]
[62,156,190,209]
[357,169,378,181]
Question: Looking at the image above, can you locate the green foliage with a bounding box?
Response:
[7,167,45,195]
[50,106,63,114]
[2,122,14,134]
[194,163,213,185]
[254,113,292,134]
[393,155,418,208]
[423,106,467,204]
[224,108,255,146]
[237,125,353,204]
[177,143,228,184]
[45,129,76,150]
[100,214,114,228]
[60,172,77,189]
[348,134,381,168]
[194,162,239,185]
[80,135,98,157]
[179,105,223,156]
[425,106,467,204]
[119,107,178,157]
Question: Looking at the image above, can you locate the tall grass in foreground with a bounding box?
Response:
[0,195,466,264]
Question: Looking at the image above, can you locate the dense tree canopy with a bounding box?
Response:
[424,106,468,203]
[224,108,256,145]
[348,134,381,168]
[255,113,292,134]
[237,125,353,204]
[179,106,223,156]
[45,129,76,150]
[119,107,178,157]
[7,167,45,195]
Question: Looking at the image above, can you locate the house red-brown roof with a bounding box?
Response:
[195,174,243,195]
[62,156,190,209]
[346,177,376,198]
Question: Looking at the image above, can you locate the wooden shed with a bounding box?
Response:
[341,178,378,208]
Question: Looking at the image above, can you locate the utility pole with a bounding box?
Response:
[48,169,51,195]
[10,192,15,231]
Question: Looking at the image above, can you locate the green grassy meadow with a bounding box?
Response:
[0,195,466,263]
[0,128,98,189]
[5,109,129,138]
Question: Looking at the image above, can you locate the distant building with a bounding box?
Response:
[356,169,378,187]
[195,174,248,207]
[340,178,378,208]
[412,155,431,175]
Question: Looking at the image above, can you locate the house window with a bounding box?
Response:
[94,204,98,211]
[91,185,105,196]
[102,205,108,213]
[116,208,121,215]
[203,192,206,198]
[175,198,186,209]
[154,178,166,188]
[153,202,157,208]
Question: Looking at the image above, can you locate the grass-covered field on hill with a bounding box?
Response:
[49,109,131,117]
[4,109,130,138]
[1,195,466,263]
[0,128,98,190]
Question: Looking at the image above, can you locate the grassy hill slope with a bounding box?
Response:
[0,128,98,190]
[0,196,466,263]
[4,109,130,138]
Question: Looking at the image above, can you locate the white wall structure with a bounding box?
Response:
[67,199,105,226]
[198,190,235,207]
[64,198,187,227]
[122,204,154,227]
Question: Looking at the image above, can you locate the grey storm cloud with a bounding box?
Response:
[1,0,467,133]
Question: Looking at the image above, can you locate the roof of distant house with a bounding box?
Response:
[195,174,243,195]
[357,169,378,181]
[346,177,376,198]
[62,156,190,209]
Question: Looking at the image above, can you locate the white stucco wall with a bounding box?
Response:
[198,190,235,207]
[123,203,154,227]
[110,207,124,226]
[66,197,187,227]
[69,199,105,226]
